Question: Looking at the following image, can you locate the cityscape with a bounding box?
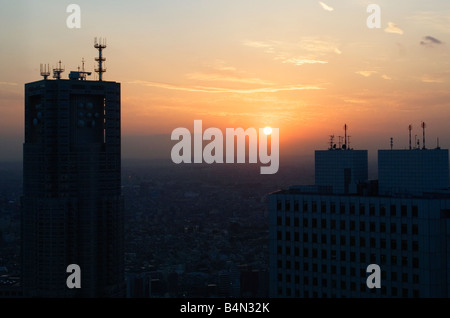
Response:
[1,1,450,303]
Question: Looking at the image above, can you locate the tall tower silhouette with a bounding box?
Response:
[21,40,124,297]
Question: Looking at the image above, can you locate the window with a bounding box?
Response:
[380,238,386,249]
[294,217,299,227]
[402,273,408,283]
[340,251,346,261]
[321,202,326,213]
[359,204,365,216]
[295,248,299,257]
[331,220,336,229]
[391,272,397,281]
[321,264,327,273]
[340,235,346,245]
[351,282,356,291]
[303,218,308,227]
[391,223,396,233]
[304,262,309,271]
[413,241,419,252]
[277,231,282,240]
[350,204,355,215]
[413,258,419,268]
[370,222,376,232]
[369,204,375,216]
[312,219,318,228]
[341,281,346,289]
[412,205,418,217]
[331,265,337,274]
[370,238,376,248]
[413,290,420,298]
[350,221,355,231]
[312,249,318,258]
[392,287,397,297]
[391,255,397,265]
[402,289,408,298]
[303,201,308,212]
[350,236,356,246]
[321,250,327,258]
[390,205,396,216]
[340,220,346,230]
[360,221,365,231]
[341,266,346,275]
[286,232,291,241]
[277,200,282,211]
[401,205,407,217]
[321,234,327,244]
[331,235,336,245]
[360,253,366,262]
[304,276,309,285]
[294,200,299,212]
[330,202,336,214]
[312,201,317,213]
[277,245,282,254]
[312,263,318,272]
[303,233,308,242]
[294,232,299,242]
[340,204,346,214]
[295,275,299,284]
[380,205,386,216]
[286,246,291,255]
[312,233,318,243]
[321,219,327,229]
[303,248,309,257]
[322,278,327,287]
[286,201,291,211]
[401,240,408,250]
[277,260,282,268]
[360,237,366,247]
[413,274,419,284]
[286,217,291,226]
[350,252,356,262]
[286,260,291,269]
[401,224,407,235]
[370,253,376,263]
[277,216,282,226]
[401,256,408,266]
[412,224,419,235]
[350,267,356,276]
[380,222,386,232]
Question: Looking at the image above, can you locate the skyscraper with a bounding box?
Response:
[21,40,125,297]
[269,141,450,298]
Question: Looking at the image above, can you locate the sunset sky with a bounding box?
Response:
[1,0,450,162]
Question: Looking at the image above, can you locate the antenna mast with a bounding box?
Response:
[344,124,348,150]
[53,60,64,80]
[421,122,426,149]
[329,135,335,150]
[94,37,107,81]
[408,125,412,150]
[40,64,50,80]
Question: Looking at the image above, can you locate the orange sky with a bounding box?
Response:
[1,1,450,161]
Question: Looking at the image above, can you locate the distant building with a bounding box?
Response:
[270,145,450,298]
[21,40,125,297]
[315,149,368,194]
[378,149,449,196]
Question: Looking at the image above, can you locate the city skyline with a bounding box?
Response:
[1,1,450,162]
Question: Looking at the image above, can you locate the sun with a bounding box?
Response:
[264,126,272,135]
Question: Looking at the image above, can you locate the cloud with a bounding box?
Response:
[281,58,328,66]
[185,72,273,85]
[385,22,404,35]
[421,75,445,83]
[127,80,323,94]
[381,75,392,80]
[356,71,378,77]
[319,1,334,12]
[420,36,443,47]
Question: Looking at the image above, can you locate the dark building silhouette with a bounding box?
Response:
[21,40,125,297]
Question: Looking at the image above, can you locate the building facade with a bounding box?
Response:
[270,147,450,298]
[22,76,125,297]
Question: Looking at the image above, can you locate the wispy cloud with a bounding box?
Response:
[127,80,323,94]
[385,22,404,35]
[421,75,445,83]
[280,58,328,66]
[420,36,443,47]
[407,11,450,34]
[319,1,334,12]
[381,75,392,80]
[243,38,341,67]
[185,73,273,85]
[356,71,378,77]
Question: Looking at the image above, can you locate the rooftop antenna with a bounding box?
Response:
[390,137,393,150]
[347,135,351,150]
[414,135,418,149]
[421,122,426,149]
[437,137,440,149]
[52,60,64,80]
[329,135,335,150]
[344,124,348,150]
[40,64,50,80]
[94,37,107,81]
[338,136,343,149]
[408,125,412,150]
